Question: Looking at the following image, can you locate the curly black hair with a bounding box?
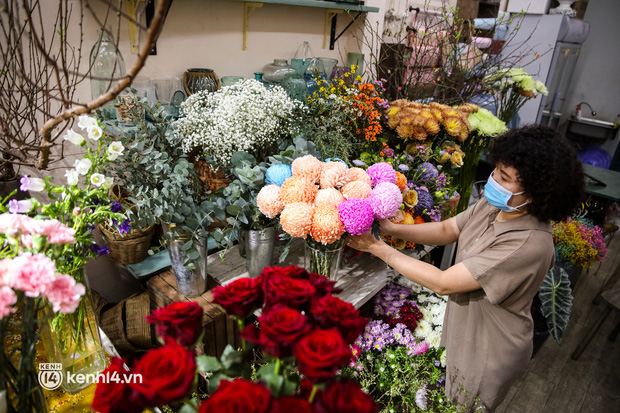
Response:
[487,125,585,222]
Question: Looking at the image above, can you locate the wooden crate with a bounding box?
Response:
[147,269,239,358]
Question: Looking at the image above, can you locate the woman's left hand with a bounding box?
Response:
[346,230,383,253]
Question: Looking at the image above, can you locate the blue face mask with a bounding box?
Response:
[484,172,528,212]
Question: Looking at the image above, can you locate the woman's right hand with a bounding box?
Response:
[379,219,393,235]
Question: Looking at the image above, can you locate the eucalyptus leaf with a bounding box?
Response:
[207,372,230,395]
[220,345,243,370]
[539,266,573,344]
[226,205,243,216]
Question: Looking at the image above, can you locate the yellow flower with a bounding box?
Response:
[444,116,464,137]
[450,151,464,167]
[423,118,441,135]
[403,190,419,208]
[437,152,451,164]
[392,238,407,249]
[403,212,415,225]
[412,126,428,141]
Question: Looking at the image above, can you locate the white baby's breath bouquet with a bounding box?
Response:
[175,79,302,167]
[485,67,548,124]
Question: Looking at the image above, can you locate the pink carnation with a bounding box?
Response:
[0,213,32,234]
[292,155,324,183]
[369,182,403,220]
[23,218,76,245]
[366,162,397,187]
[11,253,57,297]
[338,199,374,235]
[256,185,284,218]
[280,202,314,238]
[315,188,345,208]
[0,286,17,319]
[340,181,371,200]
[0,259,16,287]
[44,274,85,314]
[319,162,348,189]
[345,167,371,186]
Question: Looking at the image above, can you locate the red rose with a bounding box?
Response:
[315,379,378,413]
[271,396,313,413]
[262,265,309,279]
[145,301,203,347]
[307,272,342,296]
[198,379,271,413]
[212,276,263,317]
[299,377,320,400]
[293,328,352,382]
[311,294,368,345]
[263,273,316,309]
[92,357,143,413]
[241,305,313,358]
[129,340,196,407]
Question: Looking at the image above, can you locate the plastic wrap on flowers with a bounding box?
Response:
[414,189,434,216]
[338,199,374,235]
[310,204,345,245]
[280,176,318,205]
[369,182,403,220]
[345,167,372,186]
[319,162,348,189]
[416,162,439,182]
[366,162,397,187]
[265,164,293,186]
[315,188,345,208]
[292,155,324,184]
[280,202,313,238]
[256,185,284,218]
[340,181,371,200]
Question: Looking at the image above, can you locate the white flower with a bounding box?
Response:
[102,177,114,189]
[77,115,98,130]
[63,129,85,146]
[88,124,103,141]
[65,169,79,186]
[20,175,45,192]
[107,141,124,161]
[8,199,34,214]
[90,173,105,187]
[535,80,548,95]
[73,158,93,175]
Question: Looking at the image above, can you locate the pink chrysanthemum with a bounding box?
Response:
[280,202,314,238]
[366,162,397,187]
[256,185,284,218]
[311,204,345,245]
[345,167,372,186]
[319,161,348,189]
[280,176,318,205]
[340,181,371,200]
[315,188,345,208]
[369,182,403,220]
[292,155,324,184]
[339,199,374,236]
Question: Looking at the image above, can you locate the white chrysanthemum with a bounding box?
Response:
[427,332,442,349]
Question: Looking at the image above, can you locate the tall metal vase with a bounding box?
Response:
[245,227,276,277]
[168,235,208,297]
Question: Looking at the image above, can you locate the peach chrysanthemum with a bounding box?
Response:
[390,210,405,223]
[412,126,428,141]
[443,116,464,137]
[340,181,371,200]
[256,185,284,218]
[280,202,313,238]
[397,123,413,140]
[310,204,345,245]
[292,155,324,183]
[345,167,371,186]
[319,162,348,189]
[395,171,408,191]
[315,188,345,208]
[430,108,444,123]
[280,176,318,205]
[423,118,441,135]
[441,108,461,119]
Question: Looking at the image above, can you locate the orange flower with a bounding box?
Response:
[310,204,345,244]
[280,176,318,205]
[414,216,425,224]
[395,171,408,191]
[280,202,313,238]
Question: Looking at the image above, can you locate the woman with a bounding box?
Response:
[347,126,585,411]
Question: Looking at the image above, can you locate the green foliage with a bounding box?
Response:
[539,266,573,344]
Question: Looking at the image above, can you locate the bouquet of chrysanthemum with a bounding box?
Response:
[552,217,608,268]
[255,155,402,279]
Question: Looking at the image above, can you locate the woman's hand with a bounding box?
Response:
[346,230,383,253]
[379,219,393,235]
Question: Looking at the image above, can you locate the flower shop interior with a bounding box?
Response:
[2,0,620,412]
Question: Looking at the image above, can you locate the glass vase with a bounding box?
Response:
[452,148,484,214]
[40,269,107,395]
[89,29,125,114]
[304,238,345,280]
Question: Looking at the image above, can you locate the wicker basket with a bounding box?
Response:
[183,68,220,95]
[98,223,155,264]
[194,159,230,193]
[125,292,153,349]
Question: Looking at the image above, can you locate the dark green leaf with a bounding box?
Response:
[226,205,243,216]
[196,355,222,372]
[539,266,573,344]
[220,345,243,370]
[208,372,230,395]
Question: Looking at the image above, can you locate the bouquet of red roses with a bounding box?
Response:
[92,266,377,413]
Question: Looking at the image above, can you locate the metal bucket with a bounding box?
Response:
[245,227,276,277]
[163,221,208,297]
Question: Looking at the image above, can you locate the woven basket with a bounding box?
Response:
[125,292,153,349]
[194,159,230,194]
[99,298,141,353]
[98,223,155,264]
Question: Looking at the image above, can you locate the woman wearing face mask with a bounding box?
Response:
[346,125,585,412]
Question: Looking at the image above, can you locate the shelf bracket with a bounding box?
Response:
[244,2,263,50]
[325,9,363,50]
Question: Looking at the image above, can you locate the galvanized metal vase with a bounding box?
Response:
[245,226,276,277]
[168,233,209,297]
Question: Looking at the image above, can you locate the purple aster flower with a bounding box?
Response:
[398,164,409,171]
[339,199,374,235]
[366,162,397,187]
[111,201,122,213]
[417,162,439,181]
[369,182,402,220]
[438,376,444,383]
[434,360,441,367]
[352,159,366,166]
[90,244,110,256]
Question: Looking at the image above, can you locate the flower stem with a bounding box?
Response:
[308,385,319,403]
[237,317,246,352]
[274,358,281,376]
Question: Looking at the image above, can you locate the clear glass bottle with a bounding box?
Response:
[89,30,126,106]
[262,59,297,83]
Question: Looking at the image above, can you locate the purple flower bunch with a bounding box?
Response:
[339,199,374,235]
[355,320,428,356]
[374,283,410,317]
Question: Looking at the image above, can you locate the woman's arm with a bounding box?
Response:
[348,230,481,296]
[381,217,461,246]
